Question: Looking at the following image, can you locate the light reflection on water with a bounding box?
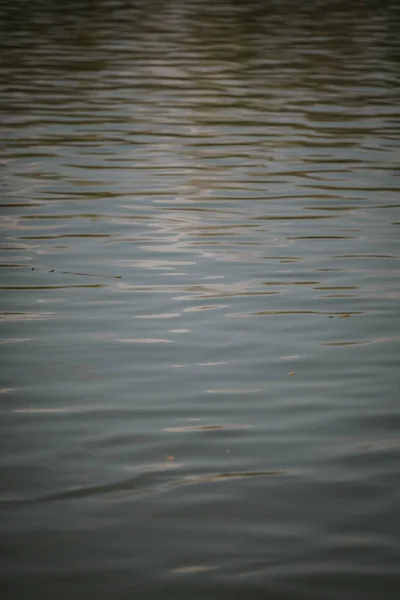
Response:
[1,0,400,599]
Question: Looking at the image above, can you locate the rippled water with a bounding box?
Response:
[1,1,400,598]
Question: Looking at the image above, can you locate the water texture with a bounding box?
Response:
[1,1,400,599]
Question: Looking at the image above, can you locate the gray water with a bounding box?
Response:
[1,1,400,599]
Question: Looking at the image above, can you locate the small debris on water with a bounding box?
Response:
[33,267,121,278]
[288,372,295,376]
[167,456,175,460]
[340,313,351,318]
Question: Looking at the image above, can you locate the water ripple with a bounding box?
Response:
[1,1,399,597]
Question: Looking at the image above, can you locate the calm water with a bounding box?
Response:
[1,1,400,598]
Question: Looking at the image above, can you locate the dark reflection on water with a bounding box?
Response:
[1,1,400,599]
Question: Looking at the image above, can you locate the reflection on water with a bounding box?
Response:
[1,1,400,599]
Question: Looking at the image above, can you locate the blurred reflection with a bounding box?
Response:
[1,2,399,600]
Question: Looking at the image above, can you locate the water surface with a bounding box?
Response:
[1,1,400,599]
